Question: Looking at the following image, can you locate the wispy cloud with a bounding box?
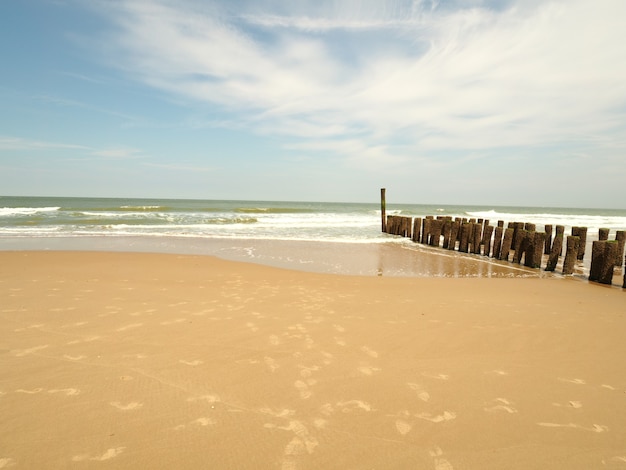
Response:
[88,0,626,170]
[0,136,89,151]
[91,147,145,159]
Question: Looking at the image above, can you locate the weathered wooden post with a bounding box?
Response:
[448,221,460,251]
[442,219,452,249]
[554,225,565,255]
[546,229,564,271]
[589,240,618,285]
[563,236,580,275]
[513,230,529,264]
[492,226,503,259]
[380,188,386,233]
[544,224,553,255]
[483,225,494,257]
[422,217,432,244]
[615,231,626,267]
[500,228,514,261]
[525,232,545,269]
[459,222,471,253]
[412,217,422,243]
[571,227,588,260]
[472,223,482,254]
[430,219,443,247]
[599,228,610,241]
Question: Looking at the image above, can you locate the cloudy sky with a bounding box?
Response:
[1,0,625,207]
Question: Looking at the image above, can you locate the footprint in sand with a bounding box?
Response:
[430,447,454,470]
[357,365,381,376]
[48,388,81,396]
[415,411,456,423]
[15,388,43,394]
[160,318,186,326]
[11,345,48,357]
[334,337,346,347]
[361,346,378,358]
[179,359,203,366]
[265,357,279,373]
[395,419,412,435]
[63,354,86,361]
[484,398,517,413]
[294,380,312,399]
[408,383,430,402]
[173,417,216,430]
[110,401,143,411]
[558,377,586,385]
[537,422,608,433]
[188,394,221,405]
[423,373,450,380]
[333,324,346,333]
[72,447,125,462]
[269,335,281,346]
[552,401,582,409]
[320,351,333,365]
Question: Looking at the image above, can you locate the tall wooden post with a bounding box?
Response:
[589,240,618,285]
[546,229,564,272]
[563,236,580,275]
[615,231,625,267]
[380,188,386,233]
[572,227,587,260]
[544,224,553,255]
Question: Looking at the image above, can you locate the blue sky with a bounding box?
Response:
[1,0,625,207]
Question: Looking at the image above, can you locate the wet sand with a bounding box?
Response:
[1,251,625,469]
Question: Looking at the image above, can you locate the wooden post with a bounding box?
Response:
[430,219,443,247]
[599,228,610,241]
[459,222,471,253]
[442,219,452,249]
[513,229,529,264]
[472,223,482,254]
[572,227,587,260]
[563,236,580,275]
[500,228,514,261]
[545,229,564,271]
[422,218,432,244]
[448,221,460,251]
[483,225,494,257]
[412,218,422,243]
[492,226,503,259]
[525,232,545,269]
[615,231,626,267]
[380,188,386,233]
[554,225,565,255]
[589,240,618,285]
[544,224,553,255]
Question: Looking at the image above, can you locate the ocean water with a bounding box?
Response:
[1,196,625,276]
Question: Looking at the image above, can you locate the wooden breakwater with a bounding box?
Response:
[383,214,626,288]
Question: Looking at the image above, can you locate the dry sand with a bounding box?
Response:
[1,251,625,469]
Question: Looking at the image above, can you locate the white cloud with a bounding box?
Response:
[0,136,88,151]
[91,147,145,159]
[90,0,626,169]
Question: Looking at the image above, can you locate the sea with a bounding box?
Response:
[1,195,625,277]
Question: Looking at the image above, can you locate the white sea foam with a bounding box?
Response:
[0,206,60,216]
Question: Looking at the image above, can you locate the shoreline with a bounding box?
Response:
[1,250,625,469]
[0,235,584,279]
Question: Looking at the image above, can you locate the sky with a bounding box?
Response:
[1,0,625,207]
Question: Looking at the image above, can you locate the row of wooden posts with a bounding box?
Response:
[379,191,626,288]
[383,213,626,287]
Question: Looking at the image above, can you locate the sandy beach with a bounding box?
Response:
[1,250,625,469]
